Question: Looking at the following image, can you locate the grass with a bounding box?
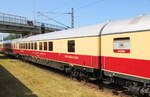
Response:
[0,54,127,97]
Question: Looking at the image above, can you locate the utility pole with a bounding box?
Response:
[71,8,74,28]
[65,8,74,28]
[38,8,75,28]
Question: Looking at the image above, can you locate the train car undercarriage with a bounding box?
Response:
[5,53,150,97]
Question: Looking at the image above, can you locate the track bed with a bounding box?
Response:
[0,54,130,97]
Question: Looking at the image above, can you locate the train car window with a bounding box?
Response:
[23,43,25,49]
[113,37,130,53]
[22,43,24,49]
[26,43,27,49]
[29,43,31,49]
[22,43,23,49]
[44,42,47,50]
[34,42,37,50]
[68,40,75,52]
[30,43,32,49]
[30,43,32,50]
[39,42,42,50]
[21,43,23,49]
[24,43,25,49]
[31,42,34,50]
[25,43,27,49]
[48,42,53,51]
[24,43,26,49]
[19,43,21,49]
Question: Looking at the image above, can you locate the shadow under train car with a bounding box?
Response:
[0,64,38,97]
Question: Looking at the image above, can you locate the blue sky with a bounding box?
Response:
[1,0,150,27]
[0,0,150,37]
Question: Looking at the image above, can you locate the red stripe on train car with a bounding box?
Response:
[12,49,100,69]
[101,56,150,79]
[12,48,150,79]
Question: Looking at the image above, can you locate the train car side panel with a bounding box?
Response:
[101,31,150,80]
[12,36,100,69]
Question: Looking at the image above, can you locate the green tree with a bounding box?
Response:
[4,34,20,40]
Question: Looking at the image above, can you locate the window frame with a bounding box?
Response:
[39,42,43,50]
[34,42,37,50]
[44,42,47,51]
[113,37,130,53]
[68,40,75,52]
[48,41,53,51]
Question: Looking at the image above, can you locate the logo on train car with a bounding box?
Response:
[113,37,130,53]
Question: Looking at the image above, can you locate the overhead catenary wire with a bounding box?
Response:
[36,0,104,28]
[37,7,75,28]
[75,0,104,11]
[46,0,104,19]
[37,12,70,28]
[50,0,74,12]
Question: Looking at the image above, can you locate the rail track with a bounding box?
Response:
[18,57,132,97]
[0,54,137,97]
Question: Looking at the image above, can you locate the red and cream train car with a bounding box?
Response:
[0,41,3,52]
[0,40,12,54]
[2,15,150,96]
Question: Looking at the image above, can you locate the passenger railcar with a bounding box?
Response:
[0,41,3,52]
[2,15,150,96]
[0,40,12,54]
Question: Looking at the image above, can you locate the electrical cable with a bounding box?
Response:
[75,0,104,11]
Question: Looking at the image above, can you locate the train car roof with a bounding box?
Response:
[102,14,150,35]
[14,23,106,42]
[13,14,150,42]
